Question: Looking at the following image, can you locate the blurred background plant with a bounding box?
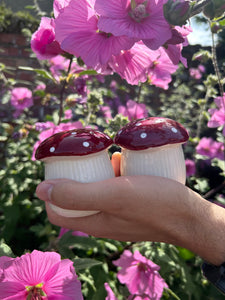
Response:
[0,0,225,299]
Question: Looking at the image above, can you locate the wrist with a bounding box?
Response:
[194,201,225,265]
[166,186,225,265]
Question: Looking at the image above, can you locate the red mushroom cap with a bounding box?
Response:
[35,129,113,160]
[114,117,189,150]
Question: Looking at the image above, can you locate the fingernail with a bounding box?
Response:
[36,182,53,202]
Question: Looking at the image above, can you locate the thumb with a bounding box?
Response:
[36,177,121,212]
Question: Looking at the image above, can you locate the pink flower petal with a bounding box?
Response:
[55,0,97,44]
[31,17,63,60]
[45,260,82,299]
[61,31,134,68]
[4,250,61,286]
[104,283,118,300]
[53,0,72,18]
[0,282,26,299]
[109,42,154,85]
[95,0,130,18]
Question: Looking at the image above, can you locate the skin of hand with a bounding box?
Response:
[36,152,225,266]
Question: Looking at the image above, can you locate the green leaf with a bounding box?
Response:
[34,69,55,81]
[0,240,14,257]
[57,233,100,259]
[78,70,98,76]
[177,247,195,260]
[73,258,102,271]
[219,18,225,26]
[18,67,55,81]
[24,5,36,9]
[91,284,107,300]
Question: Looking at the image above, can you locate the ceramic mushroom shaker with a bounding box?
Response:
[35,128,115,217]
[114,117,189,184]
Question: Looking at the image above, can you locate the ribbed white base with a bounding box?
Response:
[121,144,186,184]
[44,150,115,217]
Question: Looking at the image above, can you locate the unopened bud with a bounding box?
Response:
[163,0,191,26]
[192,50,212,63]
[203,0,225,19]
[211,22,222,33]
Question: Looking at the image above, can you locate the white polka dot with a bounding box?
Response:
[136,122,142,126]
[83,142,90,147]
[171,127,178,133]
[140,132,147,139]
[50,147,55,152]
[155,119,163,123]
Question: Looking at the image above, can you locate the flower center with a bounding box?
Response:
[26,283,47,300]
[18,97,25,103]
[96,29,112,38]
[137,262,148,272]
[130,0,149,22]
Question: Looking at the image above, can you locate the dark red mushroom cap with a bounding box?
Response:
[114,117,189,151]
[35,128,113,160]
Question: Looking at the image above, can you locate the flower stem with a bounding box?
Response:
[210,24,224,98]
[165,288,181,300]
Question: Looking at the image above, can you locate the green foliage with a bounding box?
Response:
[0,3,39,33]
[0,120,56,255]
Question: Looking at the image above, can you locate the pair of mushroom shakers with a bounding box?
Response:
[35,117,189,218]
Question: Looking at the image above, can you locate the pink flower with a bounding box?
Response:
[163,25,191,66]
[95,0,172,50]
[198,64,205,73]
[0,250,83,299]
[208,94,225,135]
[58,228,89,238]
[31,17,63,60]
[55,0,134,69]
[189,63,205,80]
[196,137,224,160]
[104,283,118,300]
[10,87,33,111]
[64,109,73,120]
[148,47,178,89]
[127,296,152,300]
[34,83,46,92]
[113,250,168,299]
[118,99,148,121]
[35,121,55,132]
[100,106,113,121]
[189,68,202,80]
[185,159,196,177]
[109,42,155,85]
[108,42,177,87]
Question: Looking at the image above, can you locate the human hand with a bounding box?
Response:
[36,152,225,265]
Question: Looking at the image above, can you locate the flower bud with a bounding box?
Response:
[203,0,225,19]
[211,22,222,33]
[163,0,191,26]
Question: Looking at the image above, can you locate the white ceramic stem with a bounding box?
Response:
[120,144,186,184]
[43,150,115,217]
